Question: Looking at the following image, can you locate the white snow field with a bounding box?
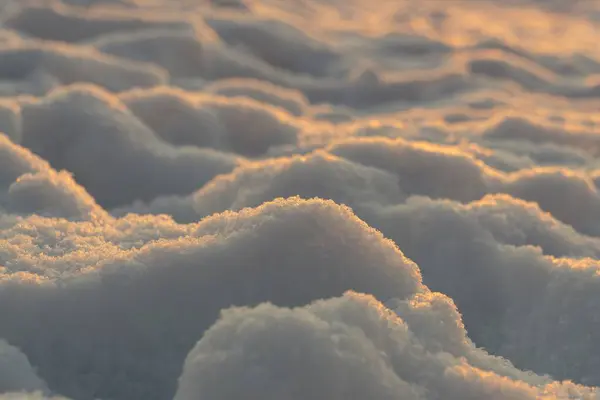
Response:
[1,0,600,399]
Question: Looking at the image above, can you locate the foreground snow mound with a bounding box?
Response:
[0,198,421,400]
[176,292,597,400]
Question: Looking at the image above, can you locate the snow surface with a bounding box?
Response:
[1,0,600,399]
